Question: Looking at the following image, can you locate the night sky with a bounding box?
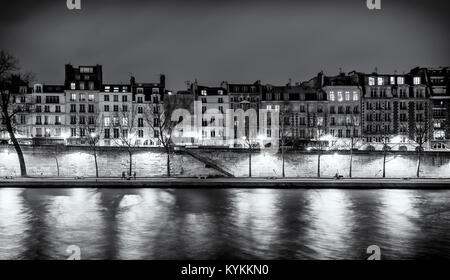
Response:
[0,0,449,90]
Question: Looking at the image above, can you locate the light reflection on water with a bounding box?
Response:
[0,188,449,260]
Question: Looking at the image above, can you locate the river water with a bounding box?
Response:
[0,188,449,260]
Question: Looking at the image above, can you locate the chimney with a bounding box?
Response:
[160,74,166,88]
[130,75,136,86]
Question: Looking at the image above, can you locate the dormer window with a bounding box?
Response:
[377,77,384,86]
[105,86,110,92]
[70,82,76,90]
[218,90,223,95]
[113,87,119,93]
[390,77,395,85]
[397,77,404,85]
[137,88,143,94]
[413,77,421,85]
[34,84,42,93]
[201,90,207,96]
[369,77,375,86]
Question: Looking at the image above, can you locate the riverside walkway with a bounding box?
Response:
[1,177,450,189]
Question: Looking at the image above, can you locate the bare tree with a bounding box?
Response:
[85,117,102,178]
[410,122,428,178]
[312,115,332,178]
[112,107,140,177]
[144,94,186,177]
[0,51,34,177]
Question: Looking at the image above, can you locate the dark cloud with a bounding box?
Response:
[0,0,449,90]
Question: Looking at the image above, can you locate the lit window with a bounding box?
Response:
[397,77,404,85]
[113,87,119,93]
[201,90,207,96]
[88,94,94,101]
[70,82,76,90]
[337,91,343,102]
[368,77,375,86]
[329,92,335,101]
[353,92,359,101]
[104,117,110,127]
[70,93,76,101]
[414,77,421,85]
[390,77,395,85]
[345,91,350,101]
[105,86,110,92]
[377,77,384,86]
[218,90,223,95]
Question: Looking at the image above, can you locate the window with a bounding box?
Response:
[35,116,42,125]
[218,98,223,103]
[397,77,404,85]
[138,118,144,127]
[137,97,143,103]
[104,117,110,126]
[70,104,76,112]
[105,86,110,92]
[113,128,120,139]
[201,90,207,96]
[122,95,128,102]
[88,104,94,113]
[337,91,343,102]
[88,116,95,125]
[113,105,119,112]
[329,92,335,101]
[71,128,77,137]
[218,90,223,95]
[377,77,384,86]
[71,83,76,90]
[390,77,395,85]
[353,92,359,101]
[138,130,144,138]
[137,88,143,94]
[122,117,128,126]
[104,129,110,139]
[122,105,128,112]
[104,95,109,101]
[80,67,93,73]
[88,94,95,101]
[55,106,61,113]
[79,104,85,113]
[104,105,109,112]
[138,107,143,114]
[122,129,128,139]
[414,77,421,85]
[79,116,86,124]
[79,93,85,101]
[345,91,350,101]
[368,77,375,86]
[114,95,119,102]
[70,93,76,101]
[70,116,76,124]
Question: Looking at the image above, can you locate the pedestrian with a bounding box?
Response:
[122,171,126,180]
[133,171,136,180]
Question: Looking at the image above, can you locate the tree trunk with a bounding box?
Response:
[349,138,353,178]
[317,153,321,178]
[349,150,353,178]
[416,148,421,178]
[382,149,386,178]
[93,148,99,178]
[55,156,60,177]
[249,149,252,177]
[3,112,27,177]
[166,151,171,177]
[282,144,285,178]
[128,151,133,176]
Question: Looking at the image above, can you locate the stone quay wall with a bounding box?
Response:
[0,145,449,178]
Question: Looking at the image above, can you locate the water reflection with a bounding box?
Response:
[304,190,355,259]
[0,188,448,259]
[0,189,31,259]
